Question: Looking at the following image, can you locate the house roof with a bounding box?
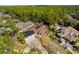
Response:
[67,14,78,25]
[11,19,19,23]
[16,21,34,31]
[57,26,79,41]
[34,25,48,34]
[0,12,11,19]
[0,12,4,16]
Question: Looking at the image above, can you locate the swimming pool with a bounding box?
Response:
[24,31,34,36]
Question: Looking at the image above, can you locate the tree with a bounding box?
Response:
[0,33,15,53]
[16,33,26,44]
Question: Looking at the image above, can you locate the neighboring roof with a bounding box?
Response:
[11,19,19,23]
[67,14,78,25]
[0,12,11,19]
[57,26,79,41]
[0,12,4,16]
[25,34,48,54]
[16,21,35,31]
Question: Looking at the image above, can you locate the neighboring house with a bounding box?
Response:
[67,14,79,25]
[57,26,79,42]
[16,21,35,32]
[3,14,11,19]
[34,25,48,36]
[11,19,19,23]
[25,34,48,54]
[0,12,11,19]
[69,14,79,30]
[0,12,4,16]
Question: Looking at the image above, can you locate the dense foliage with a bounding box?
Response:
[0,6,79,25]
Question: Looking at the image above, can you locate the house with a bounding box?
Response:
[16,21,35,32]
[34,25,48,36]
[67,14,79,26]
[57,26,79,42]
[0,12,4,16]
[11,19,19,23]
[2,14,11,19]
[0,12,11,19]
[25,34,48,54]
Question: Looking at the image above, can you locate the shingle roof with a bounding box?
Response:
[34,25,48,35]
[58,26,79,41]
[16,21,34,31]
